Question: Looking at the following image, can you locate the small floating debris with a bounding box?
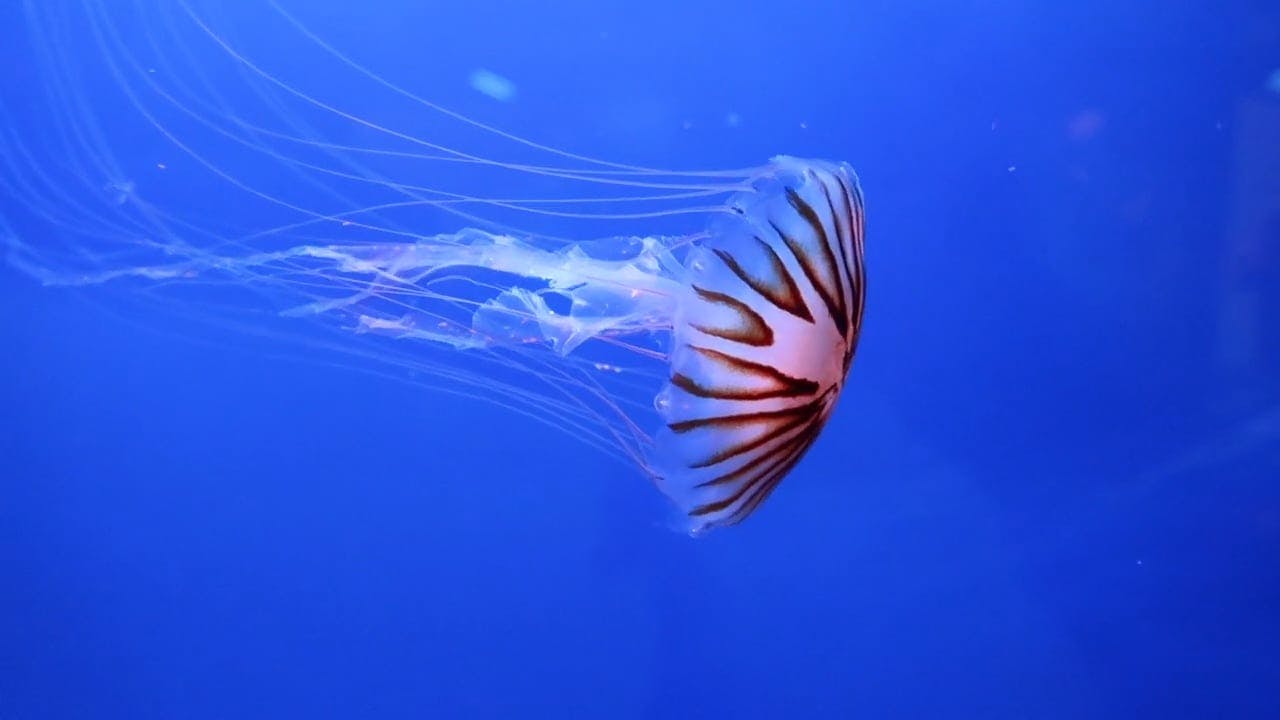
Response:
[469,69,516,102]
[105,179,135,205]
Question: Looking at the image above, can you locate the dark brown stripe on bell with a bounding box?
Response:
[690,410,818,496]
[691,411,817,494]
[771,217,848,340]
[836,175,866,311]
[730,427,822,523]
[667,400,816,434]
[712,240,813,323]
[838,173,865,259]
[689,285,773,347]
[688,398,821,469]
[672,345,818,400]
[819,179,857,320]
[690,412,823,516]
[834,173,867,360]
[785,187,849,336]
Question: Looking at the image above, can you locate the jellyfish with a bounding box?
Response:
[0,0,865,534]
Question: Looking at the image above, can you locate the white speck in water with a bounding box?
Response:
[1007,165,1017,173]
[469,69,516,102]
[725,112,742,128]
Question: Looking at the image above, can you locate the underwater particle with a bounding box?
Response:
[1268,69,1280,94]
[468,68,516,102]
[156,162,167,170]
[1066,109,1106,141]
[799,121,808,129]
[1007,164,1017,172]
[725,111,742,128]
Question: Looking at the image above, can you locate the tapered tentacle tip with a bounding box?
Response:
[2,233,56,286]
[0,233,15,268]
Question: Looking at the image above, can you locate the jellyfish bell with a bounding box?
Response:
[655,157,865,533]
[0,1,865,534]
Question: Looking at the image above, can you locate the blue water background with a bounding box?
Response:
[2,1,1278,717]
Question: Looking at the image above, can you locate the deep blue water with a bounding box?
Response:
[2,1,1278,717]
